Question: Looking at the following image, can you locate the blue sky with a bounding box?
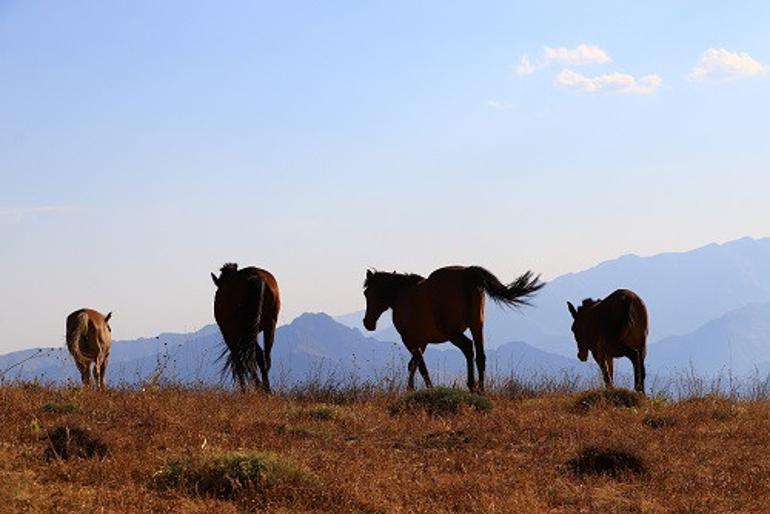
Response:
[2,1,770,351]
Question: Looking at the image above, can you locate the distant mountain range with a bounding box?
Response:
[2,236,770,387]
[338,237,770,360]
[0,313,584,387]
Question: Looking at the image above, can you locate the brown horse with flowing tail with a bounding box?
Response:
[66,308,112,389]
[568,289,648,393]
[211,263,280,392]
[363,266,543,391]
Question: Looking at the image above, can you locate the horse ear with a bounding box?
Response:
[104,312,112,323]
[211,272,219,287]
[366,269,373,280]
[567,302,577,319]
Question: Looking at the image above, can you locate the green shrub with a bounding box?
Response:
[42,402,77,414]
[642,413,676,429]
[389,387,492,416]
[151,451,316,500]
[573,388,643,411]
[308,404,338,420]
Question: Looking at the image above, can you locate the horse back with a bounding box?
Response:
[598,289,648,351]
[66,309,111,361]
[423,266,483,336]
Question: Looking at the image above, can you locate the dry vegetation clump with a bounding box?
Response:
[567,445,647,478]
[389,387,493,416]
[573,387,643,411]
[151,451,317,501]
[44,425,108,461]
[42,402,78,414]
[642,413,676,429]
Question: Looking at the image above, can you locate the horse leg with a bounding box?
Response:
[98,355,109,390]
[76,361,91,388]
[413,348,432,388]
[254,344,271,393]
[469,324,486,392]
[92,360,102,390]
[634,349,646,394]
[605,358,614,388]
[407,355,418,391]
[263,321,276,372]
[595,354,611,388]
[450,335,476,391]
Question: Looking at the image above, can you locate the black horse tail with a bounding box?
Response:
[465,266,544,308]
[219,278,266,389]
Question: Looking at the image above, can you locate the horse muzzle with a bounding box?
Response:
[363,317,377,331]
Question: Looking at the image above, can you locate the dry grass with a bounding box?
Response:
[0,385,768,512]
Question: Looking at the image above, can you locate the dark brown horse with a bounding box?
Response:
[568,289,648,393]
[211,263,280,392]
[363,266,543,391]
[66,308,112,389]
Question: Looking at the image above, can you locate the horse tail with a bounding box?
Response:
[220,278,266,388]
[465,266,544,308]
[66,311,89,364]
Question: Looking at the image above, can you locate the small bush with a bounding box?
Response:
[573,388,643,411]
[642,413,676,429]
[389,387,492,416]
[44,425,108,461]
[305,404,339,421]
[151,451,317,500]
[568,446,646,478]
[42,402,77,414]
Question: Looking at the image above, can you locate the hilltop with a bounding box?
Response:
[1,385,768,512]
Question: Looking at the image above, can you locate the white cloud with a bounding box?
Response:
[516,55,537,75]
[690,48,769,82]
[486,99,513,110]
[555,69,662,94]
[543,44,612,66]
[516,44,611,75]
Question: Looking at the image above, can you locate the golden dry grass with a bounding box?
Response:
[1,384,768,513]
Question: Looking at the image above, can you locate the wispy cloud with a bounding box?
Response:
[486,99,513,110]
[0,206,82,224]
[690,48,769,82]
[516,44,611,75]
[555,69,662,95]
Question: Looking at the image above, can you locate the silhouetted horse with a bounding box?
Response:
[211,263,280,392]
[363,266,543,391]
[66,308,112,389]
[568,289,648,393]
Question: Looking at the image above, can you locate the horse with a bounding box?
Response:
[567,289,649,393]
[66,308,112,389]
[211,263,280,392]
[363,266,544,391]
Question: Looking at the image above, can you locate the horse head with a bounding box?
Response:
[567,299,599,361]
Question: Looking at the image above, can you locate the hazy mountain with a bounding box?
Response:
[0,313,584,387]
[339,237,770,356]
[649,301,770,377]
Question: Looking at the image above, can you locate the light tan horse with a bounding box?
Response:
[568,289,649,393]
[66,308,112,389]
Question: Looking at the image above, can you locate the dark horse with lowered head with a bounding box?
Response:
[363,266,543,391]
[211,263,280,392]
[568,289,648,393]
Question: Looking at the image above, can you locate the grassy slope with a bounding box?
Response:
[1,385,769,513]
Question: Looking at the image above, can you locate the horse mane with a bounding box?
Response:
[218,262,240,283]
[364,270,424,289]
[579,298,601,311]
